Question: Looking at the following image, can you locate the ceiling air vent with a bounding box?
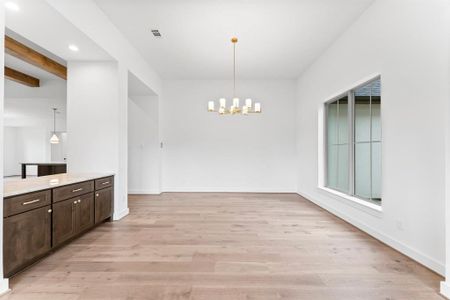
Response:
[151,29,162,38]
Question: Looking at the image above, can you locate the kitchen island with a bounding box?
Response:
[3,173,114,277]
[20,162,67,179]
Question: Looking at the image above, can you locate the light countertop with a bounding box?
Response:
[4,173,115,198]
[21,162,67,165]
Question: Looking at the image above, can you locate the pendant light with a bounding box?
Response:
[50,108,59,144]
[207,37,261,115]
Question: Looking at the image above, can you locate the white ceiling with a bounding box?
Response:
[94,0,374,79]
[5,0,111,62]
[5,54,62,81]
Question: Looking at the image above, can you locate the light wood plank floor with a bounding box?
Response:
[2,193,445,299]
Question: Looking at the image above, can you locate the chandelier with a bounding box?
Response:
[207,37,261,115]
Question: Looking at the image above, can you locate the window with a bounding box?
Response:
[325,77,381,205]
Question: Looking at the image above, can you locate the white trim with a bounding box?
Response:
[0,279,9,296]
[113,208,129,221]
[128,189,161,195]
[441,281,450,299]
[318,186,382,212]
[162,187,297,193]
[297,190,445,275]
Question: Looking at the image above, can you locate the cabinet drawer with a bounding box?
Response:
[95,176,113,190]
[53,181,94,203]
[4,190,51,217]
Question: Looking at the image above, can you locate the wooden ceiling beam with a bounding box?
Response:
[5,36,67,80]
[5,66,40,87]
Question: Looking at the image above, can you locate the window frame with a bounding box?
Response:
[323,75,382,207]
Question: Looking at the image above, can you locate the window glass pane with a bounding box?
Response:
[337,144,348,192]
[327,145,338,189]
[326,101,338,189]
[338,97,348,144]
[371,79,381,142]
[354,143,371,199]
[326,96,349,193]
[354,83,371,142]
[371,78,381,201]
[371,141,382,200]
[327,101,338,145]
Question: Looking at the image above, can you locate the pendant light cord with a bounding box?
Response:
[53,108,56,133]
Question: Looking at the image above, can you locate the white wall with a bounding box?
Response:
[4,79,66,130]
[66,61,129,220]
[128,96,160,194]
[296,0,448,275]
[162,80,297,192]
[0,3,10,294]
[3,79,67,176]
[4,127,50,176]
[444,2,450,293]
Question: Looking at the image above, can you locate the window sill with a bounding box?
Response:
[318,186,383,213]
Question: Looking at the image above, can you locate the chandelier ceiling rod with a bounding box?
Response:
[233,37,237,98]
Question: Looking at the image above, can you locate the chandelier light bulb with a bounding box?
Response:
[232,98,239,107]
[255,102,261,113]
[219,98,226,108]
[208,101,215,112]
[245,98,252,108]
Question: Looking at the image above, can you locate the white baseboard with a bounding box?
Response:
[161,187,297,193]
[441,281,450,299]
[297,190,445,276]
[113,208,129,221]
[128,189,161,195]
[0,279,9,296]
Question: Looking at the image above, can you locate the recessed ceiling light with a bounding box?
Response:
[68,44,79,52]
[5,2,20,11]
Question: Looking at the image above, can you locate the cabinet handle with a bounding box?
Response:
[73,200,78,204]
[72,188,83,193]
[78,199,81,203]
[22,199,40,205]
[96,193,99,197]
[102,181,110,185]
[48,209,52,213]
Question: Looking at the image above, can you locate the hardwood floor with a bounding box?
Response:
[2,193,445,299]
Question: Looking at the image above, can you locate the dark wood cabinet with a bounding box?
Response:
[4,176,114,277]
[53,193,95,246]
[77,193,95,233]
[4,205,52,277]
[95,187,113,224]
[52,197,77,246]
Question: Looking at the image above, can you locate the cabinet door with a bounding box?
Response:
[95,187,113,224]
[77,193,94,233]
[53,198,77,246]
[4,205,52,277]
